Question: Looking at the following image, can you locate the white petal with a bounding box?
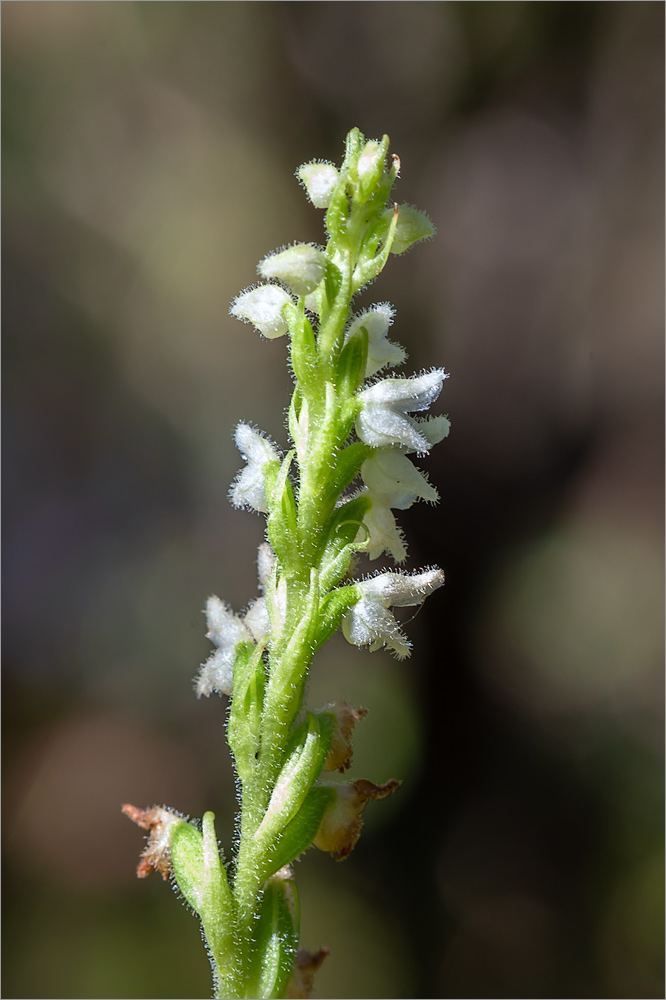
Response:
[298,161,339,208]
[359,500,407,562]
[257,543,276,590]
[235,423,280,466]
[341,596,410,659]
[205,596,234,644]
[230,285,293,339]
[360,568,445,607]
[230,424,280,512]
[347,304,406,377]
[361,450,437,509]
[356,404,431,453]
[243,597,271,643]
[195,646,235,697]
[348,304,394,343]
[365,337,407,378]
[259,245,326,298]
[359,370,447,413]
[205,595,251,648]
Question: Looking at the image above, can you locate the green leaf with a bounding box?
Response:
[324,257,343,308]
[267,452,299,573]
[261,787,337,879]
[244,877,299,1000]
[287,304,318,388]
[228,643,266,789]
[337,327,368,401]
[171,815,235,982]
[253,714,328,851]
[330,446,374,501]
[383,203,436,254]
[314,584,361,649]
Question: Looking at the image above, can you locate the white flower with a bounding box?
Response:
[356,370,449,453]
[259,244,326,298]
[229,423,280,513]
[297,161,339,208]
[257,542,276,590]
[342,568,445,658]
[361,448,437,510]
[359,497,407,563]
[195,596,252,697]
[243,597,271,643]
[230,284,293,339]
[346,304,406,377]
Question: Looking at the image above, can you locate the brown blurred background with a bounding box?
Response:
[2,3,664,998]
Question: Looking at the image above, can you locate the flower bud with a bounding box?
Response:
[313,779,400,860]
[259,244,326,298]
[384,204,436,254]
[230,284,293,338]
[297,161,339,208]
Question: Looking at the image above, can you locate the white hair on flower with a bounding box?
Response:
[229,423,281,513]
[346,303,407,377]
[259,243,326,298]
[230,284,294,339]
[355,369,449,453]
[342,568,445,658]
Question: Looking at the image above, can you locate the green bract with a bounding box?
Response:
[124,127,449,1000]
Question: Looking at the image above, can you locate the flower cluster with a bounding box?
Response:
[125,128,449,1000]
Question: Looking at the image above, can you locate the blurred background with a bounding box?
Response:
[3,3,663,998]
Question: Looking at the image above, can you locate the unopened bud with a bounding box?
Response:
[230,284,293,339]
[259,245,326,298]
[297,161,339,209]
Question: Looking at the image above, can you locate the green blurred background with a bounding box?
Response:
[3,3,663,998]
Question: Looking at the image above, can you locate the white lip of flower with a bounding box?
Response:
[258,244,326,298]
[361,448,437,510]
[342,568,445,658]
[297,161,339,209]
[356,370,448,453]
[357,496,407,563]
[195,596,252,697]
[346,303,406,377]
[257,542,276,591]
[243,597,270,643]
[230,284,293,339]
[229,423,280,513]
